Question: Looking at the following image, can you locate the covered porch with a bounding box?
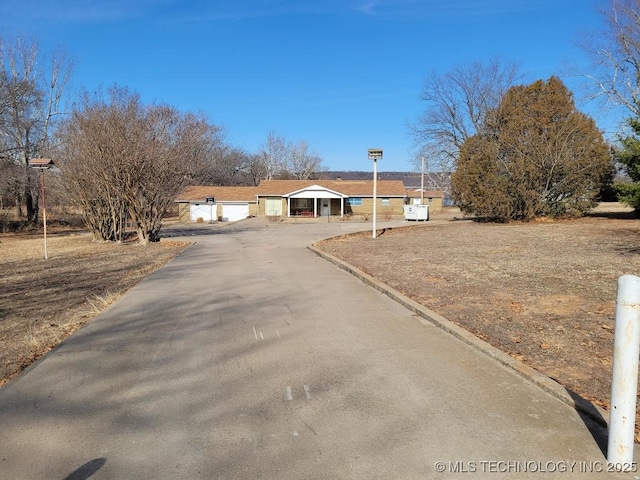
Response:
[283,185,348,218]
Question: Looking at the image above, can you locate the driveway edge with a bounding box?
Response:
[307,245,609,430]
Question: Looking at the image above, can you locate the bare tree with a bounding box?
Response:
[245,153,268,186]
[409,58,521,173]
[580,0,640,118]
[58,86,223,244]
[253,131,325,181]
[198,145,255,186]
[410,145,453,198]
[286,140,323,180]
[0,36,73,223]
[258,131,287,180]
[0,156,21,210]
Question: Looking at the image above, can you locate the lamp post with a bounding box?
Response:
[28,158,55,260]
[368,148,383,238]
[206,197,215,223]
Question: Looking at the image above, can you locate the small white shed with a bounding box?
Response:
[189,202,217,222]
[177,185,259,223]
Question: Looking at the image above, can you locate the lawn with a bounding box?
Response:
[0,225,188,387]
[314,203,640,437]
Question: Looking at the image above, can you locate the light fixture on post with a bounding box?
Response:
[28,158,55,260]
[206,197,215,223]
[368,148,383,239]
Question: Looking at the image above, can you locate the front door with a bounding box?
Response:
[321,199,330,216]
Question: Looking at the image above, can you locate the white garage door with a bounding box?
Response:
[190,203,216,222]
[222,203,249,221]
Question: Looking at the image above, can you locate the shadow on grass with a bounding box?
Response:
[587,210,639,220]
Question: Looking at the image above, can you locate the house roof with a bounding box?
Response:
[177,179,410,203]
[177,185,259,203]
[256,179,408,197]
[282,184,348,199]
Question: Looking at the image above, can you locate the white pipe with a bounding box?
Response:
[608,274,640,469]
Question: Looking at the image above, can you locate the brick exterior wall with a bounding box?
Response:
[346,197,405,217]
[255,196,406,217]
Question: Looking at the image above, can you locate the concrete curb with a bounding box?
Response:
[308,244,610,430]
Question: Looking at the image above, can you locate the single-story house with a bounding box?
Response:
[405,189,445,210]
[255,179,408,218]
[176,179,415,222]
[176,185,259,222]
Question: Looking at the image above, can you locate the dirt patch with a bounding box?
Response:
[314,205,640,437]
[0,225,188,387]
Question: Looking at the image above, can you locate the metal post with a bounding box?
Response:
[28,159,54,259]
[40,169,48,260]
[372,157,377,239]
[608,274,640,469]
[368,149,382,238]
[421,156,425,205]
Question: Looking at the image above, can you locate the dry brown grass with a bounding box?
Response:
[0,225,188,387]
[315,203,640,436]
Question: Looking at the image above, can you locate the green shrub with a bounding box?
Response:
[614,182,640,214]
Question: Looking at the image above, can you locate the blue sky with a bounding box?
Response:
[1,0,607,172]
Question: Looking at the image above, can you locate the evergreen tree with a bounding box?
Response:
[614,115,640,213]
[452,77,612,222]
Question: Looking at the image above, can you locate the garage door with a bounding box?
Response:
[190,203,216,222]
[222,203,249,222]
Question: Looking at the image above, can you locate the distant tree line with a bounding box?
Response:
[0,37,71,223]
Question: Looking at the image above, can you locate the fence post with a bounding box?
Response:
[608,274,640,469]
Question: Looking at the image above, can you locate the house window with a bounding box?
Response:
[292,198,313,209]
[381,198,390,206]
[347,197,362,206]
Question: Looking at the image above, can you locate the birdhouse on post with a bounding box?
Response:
[28,158,55,259]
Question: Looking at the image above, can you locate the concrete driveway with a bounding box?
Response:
[0,218,630,479]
